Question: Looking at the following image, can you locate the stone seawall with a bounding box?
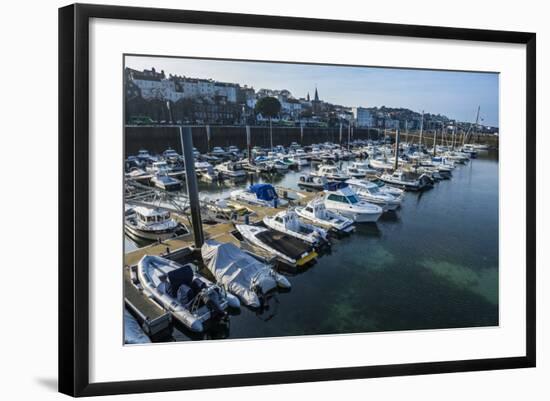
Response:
[124,125,498,156]
[124,125,378,156]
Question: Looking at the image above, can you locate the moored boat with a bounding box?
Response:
[125,206,186,241]
[236,224,318,267]
[263,210,329,247]
[323,182,383,223]
[295,198,355,234]
[150,173,182,191]
[312,164,349,181]
[137,255,240,332]
[346,178,403,211]
[201,240,291,308]
[297,174,328,190]
[215,161,247,179]
[230,184,288,208]
[379,170,433,191]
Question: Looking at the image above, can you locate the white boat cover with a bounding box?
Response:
[201,240,290,308]
[124,309,151,344]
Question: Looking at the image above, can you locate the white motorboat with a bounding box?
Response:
[146,161,185,178]
[323,182,383,223]
[346,178,403,211]
[320,152,338,162]
[230,184,288,208]
[227,145,241,154]
[125,167,151,181]
[242,159,275,174]
[201,240,290,308]
[211,146,227,157]
[278,156,298,169]
[467,143,489,151]
[443,150,470,163]
[369,178,405,198]
[349,161,377,175]
[297,174,328,191]
[312,164,349,181]
[162,148,181,162]
[268,159,289,172]
[202,198,249,218]
[345,166,366,178]
[289,142,301,151]
[429,157,456,172]
[263,210,329,247]
[368,158,394,170]
[136,149,155,163]
[215,161,247,179]
[150,173,182,191]
[125,206,185,241]
[195,161,218,181]
[295,198,355,234]
[235,224,318,267]
[194,160,213,173]
[379,170,433,191]
[137,255,240,332]
[287,155,309,167]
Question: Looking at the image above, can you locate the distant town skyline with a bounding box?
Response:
[125,56,499,127]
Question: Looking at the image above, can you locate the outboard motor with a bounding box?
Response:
[200,287,226,316]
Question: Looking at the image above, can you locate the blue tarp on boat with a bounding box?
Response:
[249,184,278,201]
[323,181,348,191]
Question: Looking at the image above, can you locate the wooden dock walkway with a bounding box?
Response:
[123,186,321,338]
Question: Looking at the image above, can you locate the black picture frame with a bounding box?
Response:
[59,3,536,397]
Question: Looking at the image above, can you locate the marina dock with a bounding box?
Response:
[124,185,319,337]
[123,135,499,342]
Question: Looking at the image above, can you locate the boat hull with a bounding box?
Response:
[125,221,183,241]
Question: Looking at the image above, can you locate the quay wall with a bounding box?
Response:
[124,125,499,156]
[124,125,380,156]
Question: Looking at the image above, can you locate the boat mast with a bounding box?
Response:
[383,129,388,161]
[418,110,424,149]
[433,124,438,157]
[451,122,456,150]
[394,128,400,170]
[474,105,480,144]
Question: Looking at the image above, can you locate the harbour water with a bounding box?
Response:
[126,151,499,341]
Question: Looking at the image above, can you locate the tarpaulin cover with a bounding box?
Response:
[249,184,278,201]
[201,240,288,308]
[124,309,151,344]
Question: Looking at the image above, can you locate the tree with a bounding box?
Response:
[255,96,281,150]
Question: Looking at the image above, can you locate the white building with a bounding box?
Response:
[352,107,374,127]
[129,68,241,104]
[133,78,185,102]
[384,119,400,129]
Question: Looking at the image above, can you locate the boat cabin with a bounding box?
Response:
[324,183,360,205]
[133,207,171,225]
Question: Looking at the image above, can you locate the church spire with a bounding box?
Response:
[306,92,310,102]
[314,86,319,102]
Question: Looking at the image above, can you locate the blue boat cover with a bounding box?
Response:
[323,181,348,191]
[166,265,194,297]
[249,184,278,201]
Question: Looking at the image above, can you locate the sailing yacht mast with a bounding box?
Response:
[463,106,480,147]
[451,121,456,150]
[473,105,480,144]
[433,124,438,157]
[418,110,424,149]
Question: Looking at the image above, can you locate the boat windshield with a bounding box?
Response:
[346,195,359,204]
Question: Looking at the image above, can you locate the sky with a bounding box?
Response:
[126,56,499,127]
